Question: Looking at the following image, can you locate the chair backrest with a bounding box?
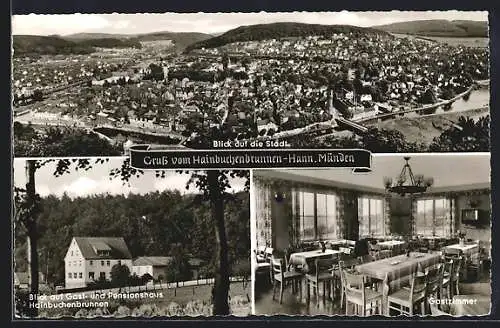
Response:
[358,254,375,263]
[451,256,463,282]
[426,263,444,294]
[444,247,462,256]
[343,270,366,303]
[379,250,392,259]
[265,247,274,260]
[409,271,428,303]
[443,259,453,276]
[271,256,284,281]
[342,257,361,269]
[315,258,336,279]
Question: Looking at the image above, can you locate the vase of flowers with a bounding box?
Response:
[320,241,326,253]
[457,230,466,246]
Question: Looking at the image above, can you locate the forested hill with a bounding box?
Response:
[13,35,94,56]
[66,31,212,50]
[185,22,391,52]
[12,35,142,56]
[372,20,488,37]
[14,190,250,285]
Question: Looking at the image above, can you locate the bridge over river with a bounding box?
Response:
[14,113,185,145]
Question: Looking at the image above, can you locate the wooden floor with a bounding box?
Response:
[254,268,491,316]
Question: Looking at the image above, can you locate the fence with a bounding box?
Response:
[57,276,248,296]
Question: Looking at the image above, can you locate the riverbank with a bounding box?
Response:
[366,106,489,144]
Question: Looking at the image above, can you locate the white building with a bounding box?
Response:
[64,237,133,289]
[132,256,173,281]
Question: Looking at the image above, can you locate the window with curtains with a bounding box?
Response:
[295,191,337,241]
[358,197,385,237]
[415,198,452,237]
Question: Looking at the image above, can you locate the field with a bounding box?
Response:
[421,36,489,48]
[392,33,489,48]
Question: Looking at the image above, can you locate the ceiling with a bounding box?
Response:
[257,153,490,192]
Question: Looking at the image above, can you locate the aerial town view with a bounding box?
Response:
[12,12,489,156]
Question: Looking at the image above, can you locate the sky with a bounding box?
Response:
[13,158,247,198]
[12,11,488,36]
[270,153,491,190]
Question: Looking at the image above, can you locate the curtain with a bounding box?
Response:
[384,195,391,236]
[410,196,417,237]
[253,177,273,249]
[336,192,345,239]
[450,196,456,236]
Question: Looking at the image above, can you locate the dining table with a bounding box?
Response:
[444,243,480,256]
[355,252,442,315]
[378,240,406,254]
[450,294,491,316]
[288,249,340,273]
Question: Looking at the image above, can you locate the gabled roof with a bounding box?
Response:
[133,256,173,267]
[73,237,132,260]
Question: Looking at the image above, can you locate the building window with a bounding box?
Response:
[89,272,95,280]
[415,198,452,237]
[79,261,82,266]
[90,260,93,266]
[78,272,82,279]
[295,191,337,241]
[101,261,105,266]
[106,260,110,266]
[118,260,121,265]
[99,272,106,280]
[358,197,385,237]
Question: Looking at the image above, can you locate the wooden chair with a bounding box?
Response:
[450,256,463,296]
[343,270,383,316]
[254,249,271,283]
[466,245,481,282]
[379,250,393,259]
[358,254,376,264]
[441,259,453,300]
[369,243,380,258]
[388,271,428,315]
[336,258,363,309]
[305,258,338,304]
[271,256,303,304]
[264,248,274,283]
[424,263,444,313]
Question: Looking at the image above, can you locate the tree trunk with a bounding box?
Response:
[26,160,39,317]
[208,171,230,315]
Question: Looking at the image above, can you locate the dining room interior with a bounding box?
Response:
[251,153,491,316]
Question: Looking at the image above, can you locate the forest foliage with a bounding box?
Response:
[14,189,250,286]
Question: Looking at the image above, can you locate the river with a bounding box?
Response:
[406,88,489,118]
